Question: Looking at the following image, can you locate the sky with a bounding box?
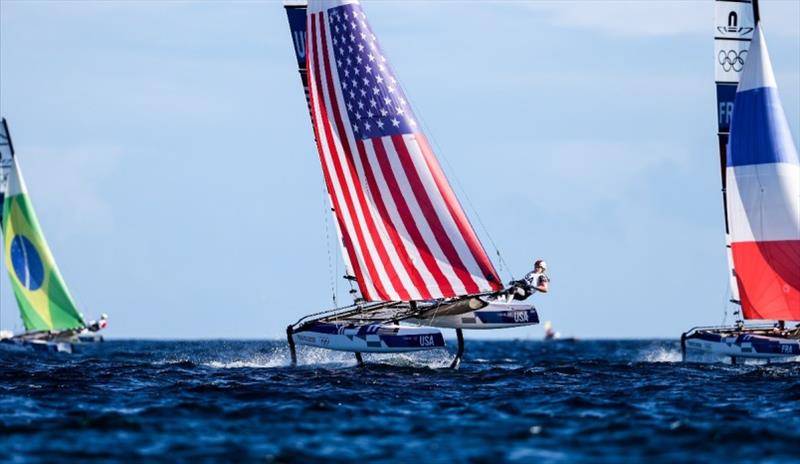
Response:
[0,0,798,340]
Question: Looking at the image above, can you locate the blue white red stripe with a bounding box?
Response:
[305,0,502,301]
[726,24,800,320]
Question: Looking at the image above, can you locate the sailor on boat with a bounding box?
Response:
[508,259,549,300]
[87,314,109,333]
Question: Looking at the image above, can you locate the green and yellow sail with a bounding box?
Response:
[0,122,85,333]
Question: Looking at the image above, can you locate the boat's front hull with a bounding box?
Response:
[0,338,73,353]
[0,328,104,354]
[293,322,445,353]
[411,302,539,329]
[682,327,800,363]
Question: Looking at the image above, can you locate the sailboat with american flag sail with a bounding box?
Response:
[681,0,800,363]
[282,0,541,367]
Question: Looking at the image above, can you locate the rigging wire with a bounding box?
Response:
[321,185,338,307]
[720,271,731,326]
[403,95,516,282]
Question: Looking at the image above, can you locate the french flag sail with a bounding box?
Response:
[301,0,502,302]
[726,24,800,320]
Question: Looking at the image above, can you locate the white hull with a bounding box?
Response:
[0,329,104,354]
[682,326,800,363]
[0,338,73,353]
[293,322,445,353]
[411,301,539,329]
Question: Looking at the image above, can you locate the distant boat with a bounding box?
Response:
[0,118,107,353]
[681,0,800,363]
[543,320,577,342]
[282,0,542,367]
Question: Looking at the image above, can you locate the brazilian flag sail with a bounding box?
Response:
[0,123,85,333]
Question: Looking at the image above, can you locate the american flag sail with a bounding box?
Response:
[303,0,502,302]
[726,24,800,320]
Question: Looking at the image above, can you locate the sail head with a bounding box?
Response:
[299,0,502,302]
[726,25,800,320]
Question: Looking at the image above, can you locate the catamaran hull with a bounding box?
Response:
[411,302,539,329]
[293,322,445,353]
[0,330,103,354]
[0,338,73,353]
[682,329,800,363]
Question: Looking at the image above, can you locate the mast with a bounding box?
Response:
[752,0,760,24]
[0,119,11,331]
[714,0,755,307]
[284,1,362,301]
[0,118,14,227]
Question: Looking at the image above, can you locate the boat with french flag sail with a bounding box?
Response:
[682,0,800,363]
[0,118,108,353]
[282,0,542,367]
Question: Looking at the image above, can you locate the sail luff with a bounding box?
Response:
[284,2,361,295]
[714,0,755,304]
[307,11,384,301]
[299,0,502,301]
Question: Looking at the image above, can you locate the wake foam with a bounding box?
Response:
[640,347,682,363]
[200,345,455,370]
[202,345,290,369]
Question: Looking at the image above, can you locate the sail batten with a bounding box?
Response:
[299,0,502,301]
[726,24,800,320]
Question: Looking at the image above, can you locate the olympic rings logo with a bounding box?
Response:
[718,49,748,73]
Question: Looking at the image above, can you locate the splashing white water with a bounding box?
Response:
[194,344,455,370]
[203,356,286,369]
[641,347,682,363]
[363,349,454,369]
[153,358,191,366]
[202,346,291,369]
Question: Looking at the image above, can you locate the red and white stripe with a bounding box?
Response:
[305,1,502,301]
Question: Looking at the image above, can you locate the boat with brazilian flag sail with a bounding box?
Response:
[681,0,800,363]
[282,0,542,368]
[0,118,108,353]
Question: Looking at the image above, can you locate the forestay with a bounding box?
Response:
[726,25,800,320]
[303,0,502,302]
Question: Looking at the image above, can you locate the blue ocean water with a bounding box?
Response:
[1,339,798,463]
